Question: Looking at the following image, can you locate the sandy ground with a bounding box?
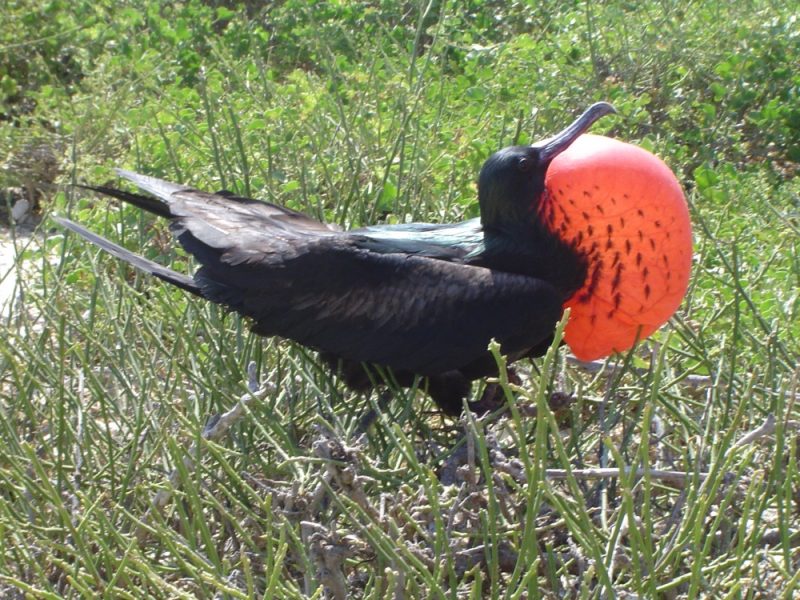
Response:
[0,224,35,317]
[0,231,17,313]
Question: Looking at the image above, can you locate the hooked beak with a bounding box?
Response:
[534,102,616,163]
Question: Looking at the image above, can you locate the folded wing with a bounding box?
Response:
[64,170,564,375]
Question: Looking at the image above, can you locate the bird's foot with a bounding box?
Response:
[467,368,523,415]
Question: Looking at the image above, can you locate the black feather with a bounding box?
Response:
[58,104,615,413]
[54,216,201,295]
[61,171,563,379]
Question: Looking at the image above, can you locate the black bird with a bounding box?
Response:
[56,102,692,414]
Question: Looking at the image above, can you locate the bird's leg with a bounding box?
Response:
[320,353,473,419]
[425,371,472,416]
[467,367,522,415]
[355,390,393,434]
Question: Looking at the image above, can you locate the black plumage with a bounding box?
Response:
[57,102,615,414]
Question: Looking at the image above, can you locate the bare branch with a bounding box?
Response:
[544,467,710,488]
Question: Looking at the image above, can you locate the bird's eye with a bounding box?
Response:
[518,157,533,172]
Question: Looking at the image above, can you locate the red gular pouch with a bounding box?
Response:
[542,134,693,361]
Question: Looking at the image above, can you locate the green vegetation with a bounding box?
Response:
[1,0,798,597]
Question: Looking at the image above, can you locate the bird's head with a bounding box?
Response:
[478,102,616,228]
[478,103,693,361]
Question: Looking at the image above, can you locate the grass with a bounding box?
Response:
[1,0,798,597]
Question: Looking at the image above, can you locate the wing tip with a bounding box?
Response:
[53,214,203,297]
[112,168,188,200]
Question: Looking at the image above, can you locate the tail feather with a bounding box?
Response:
[54,216,202,297]
[114,169,188,202]
[76,184,171,218]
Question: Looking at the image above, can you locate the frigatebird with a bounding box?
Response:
[56,102,692,414]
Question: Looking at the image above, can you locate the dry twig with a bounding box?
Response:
[733,413,800,449]
[544,467,709,488]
